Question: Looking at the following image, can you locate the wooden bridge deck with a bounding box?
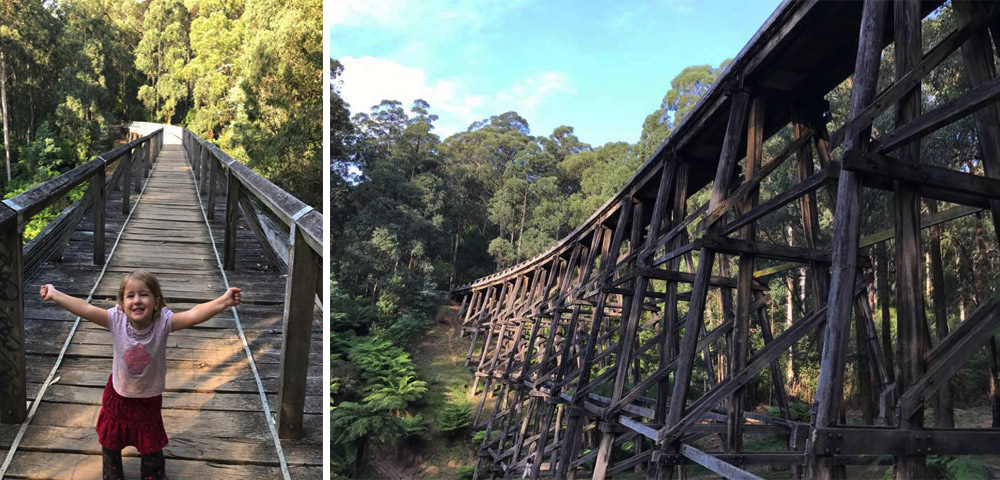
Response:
[0,133,322,478]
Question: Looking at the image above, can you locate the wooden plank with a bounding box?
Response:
[0,451,321,479]
[660,307,827,445]
[720,162,838,236]
[679,444,764,480]
[813,427,1000,456]
[899,299,1000,420]
[91,171,105,265]
[809,1,888,478]
[667,90,752,443]
[877,74,1000,154]
[893,0,927,475]
[0,208,26,424]
[224,167,240,270]
[700,235,830,265]
[844,149,1000,204]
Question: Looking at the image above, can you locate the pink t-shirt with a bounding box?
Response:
[107,305,173,398]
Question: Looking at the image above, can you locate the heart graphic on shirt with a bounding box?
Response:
[124,344,151,376]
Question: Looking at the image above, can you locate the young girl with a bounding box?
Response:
[40,270,241,480]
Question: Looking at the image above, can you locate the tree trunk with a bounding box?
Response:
[353,435,368,477]
[517,182,528,255]
[877,247,895,384]
[786,271,796,387]
[926,200,954,428]
[854,308,874,425]
[1,51,11,186]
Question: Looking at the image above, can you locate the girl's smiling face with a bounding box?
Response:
[122,279,159,326]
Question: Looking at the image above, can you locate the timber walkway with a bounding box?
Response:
[0,127,322,478]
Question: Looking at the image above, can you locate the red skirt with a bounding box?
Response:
[96,374,168,454]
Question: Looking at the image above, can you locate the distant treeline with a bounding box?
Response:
[0,0,321,209]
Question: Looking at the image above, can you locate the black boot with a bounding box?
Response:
[102,447,124,480]
[140,450,168,480]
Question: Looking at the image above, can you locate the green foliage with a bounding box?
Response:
[456,464,476,480]
[383,313,427,347]
[135,0,190,123]
[331,334,428,475]
[438,401,472,437]
[881,456,989,480]
[765,401,810,423]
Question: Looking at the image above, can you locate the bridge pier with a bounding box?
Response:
[456,0,1000,477]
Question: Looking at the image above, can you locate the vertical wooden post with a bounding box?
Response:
[121,147,133,215]
[91,169,106,265]
[728,94,764,453]
[0,206,25,423]
[955,0,1000,427]
[207,151,218,220]
[893,1,926,476]
[276,218,320,439]
[200,145,210,194]
[664,88,751,449]
[554,201,632,479]
[145,136,153,176]
[193,142,202,182]
[134,142,143,194]
[224,167,240,270]
[808,0,887,478]
[648,161,689,480]
[594,161,674,479]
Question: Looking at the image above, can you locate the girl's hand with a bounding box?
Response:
[40,284,57,301]
[223,287,241,307]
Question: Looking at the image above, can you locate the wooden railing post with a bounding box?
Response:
[224,167,240,269]
[207,150,218,220]
[200,144,210,194]
[0,205,25,424]
[193,141,202,182]
[91,169,106,265]
[134,142,142,194]
[145,137,153,176]
[277,215,320,439]
[121,146,133,215]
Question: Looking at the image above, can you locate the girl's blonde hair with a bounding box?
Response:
[117,270,167,311]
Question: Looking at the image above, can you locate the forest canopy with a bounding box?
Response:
[0,0,321,209]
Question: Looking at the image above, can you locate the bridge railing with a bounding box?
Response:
[179,127,321,440]
[0,128,164,423]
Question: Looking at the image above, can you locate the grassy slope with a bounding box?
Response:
[376,301,477,478]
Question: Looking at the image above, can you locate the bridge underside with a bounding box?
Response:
[455,0,1000,478]
[0,132,322,478]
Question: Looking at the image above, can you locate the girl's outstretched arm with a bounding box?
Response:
[40,284,109,328]
[171,287,241,331]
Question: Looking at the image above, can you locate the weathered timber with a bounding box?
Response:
[456,0,1000,477]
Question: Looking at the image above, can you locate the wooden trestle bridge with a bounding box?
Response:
[0,123,322,478]
[454,0,1000,478]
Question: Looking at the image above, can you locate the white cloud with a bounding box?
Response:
[496,72,573,111]
[661,0,696,15]
[339,56,483,122]
[329,0,407,27]
[339,56,570,137]
[330,0,530,33]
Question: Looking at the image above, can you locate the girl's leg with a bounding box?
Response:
[102,447,124,480]
[140,450,168,480]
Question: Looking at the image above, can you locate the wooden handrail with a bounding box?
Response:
[0,126,163,424]
[178,127,321,440]
[182,130,321,256]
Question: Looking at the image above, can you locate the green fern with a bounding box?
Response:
[438,402,472,436]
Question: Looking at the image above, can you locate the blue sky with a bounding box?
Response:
[331,0,781,147]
